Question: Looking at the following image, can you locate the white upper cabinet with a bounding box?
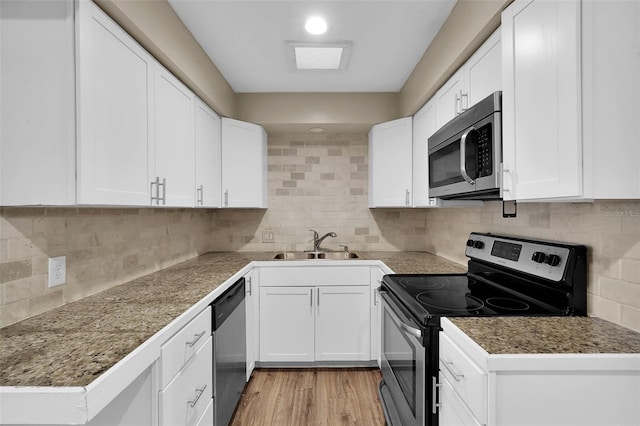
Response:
[435,68,465,128]
[221,118,268,208]
[465,29,502,107]
[1,0,76,205]
[76,0,155,206]
[502,0,582,201]
[435,29,502,129]
[153,65,196,207]
[194,99,222,208]
[412,99,438,207]
[369,117,413,208]
[502,0,640,201]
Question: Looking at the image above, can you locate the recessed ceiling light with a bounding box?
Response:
[286,42,352,71]
[309,127,324,133]
[305,16,327,35]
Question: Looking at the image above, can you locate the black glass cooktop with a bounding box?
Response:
[382,273,568,326]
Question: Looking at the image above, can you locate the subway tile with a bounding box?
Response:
[305,156,320,164]
[282,181,297,188]
[350,156,365,164]
[620,305,640,333]
[0,259,32,284]
[3,275,46,304]
[621,259,640,284]
[328,148,342,156]
[290,172,306,180]
[600,277,640,307]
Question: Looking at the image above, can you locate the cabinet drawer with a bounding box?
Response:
[260,266,370,286]
[196,397,214,426]
[161,307,211,388]
[160,336,213,426]
[439,332,487,423]
[439,374,483,426]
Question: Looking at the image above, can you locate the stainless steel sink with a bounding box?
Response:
[272,251,359,260]
[316,252,360,260]
[272,252,316,260]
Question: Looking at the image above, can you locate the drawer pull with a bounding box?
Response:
[188,384,207,407]
[443,361,464,381]
[186,331,206,347]
[432,377,442,414]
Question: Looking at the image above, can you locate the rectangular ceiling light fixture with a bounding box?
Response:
[286,42,352,71]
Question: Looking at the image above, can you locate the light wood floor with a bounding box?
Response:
[230,368,386,426]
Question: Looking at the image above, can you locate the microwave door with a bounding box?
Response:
[429,134,477,198]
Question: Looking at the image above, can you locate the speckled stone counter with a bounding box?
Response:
[450,316,640,354]
[0,251,462,387]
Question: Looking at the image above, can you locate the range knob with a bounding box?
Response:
[473,240,485,249]
[546,254,561,267]
[532,251,547,264]
[466,239,475,247]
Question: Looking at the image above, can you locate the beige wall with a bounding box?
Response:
[399,0,511,116]
[0,208,213,327]
[236,93,400,134]
[94,0,236,117]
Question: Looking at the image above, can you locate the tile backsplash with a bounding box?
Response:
[1,132,639,332]
[0,208,213,327]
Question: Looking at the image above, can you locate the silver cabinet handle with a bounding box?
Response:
[460,126,476,186]
[188,384,207,407]
[405,189,410,206]
[186,331,206,347]
[151,177,160,205]
[310,288,313,307]
[317,287,320,312]
[443,360,464,381]
[455,93,461,116]
[160,178,166,205]
[197,184,204,206]
[246,277,252,296]
[461,92,468,112]
[224,189,229,207]
[432,377,442,414]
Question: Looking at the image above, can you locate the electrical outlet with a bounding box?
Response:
[262,230,275,243]
[48,256,66,287]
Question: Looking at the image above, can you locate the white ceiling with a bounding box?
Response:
[168,0,457,93]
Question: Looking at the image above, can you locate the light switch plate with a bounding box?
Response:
[48,256,66,287]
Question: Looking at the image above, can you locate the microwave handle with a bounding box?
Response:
[460,126,476,186]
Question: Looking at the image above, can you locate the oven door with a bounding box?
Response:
[428,113,501,199]
[379,289,426,426]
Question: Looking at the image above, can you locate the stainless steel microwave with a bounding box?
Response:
[428,91,502,200]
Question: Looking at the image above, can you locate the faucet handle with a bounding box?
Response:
[309,229,319,239]
[339,244,349,252]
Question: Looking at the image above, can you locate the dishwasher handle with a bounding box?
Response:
[212,277,245,330]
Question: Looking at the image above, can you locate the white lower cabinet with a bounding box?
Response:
[257,265,373,364]
[159,307,213,426]
[440,318,640,426]
[245,271,258,379]
[259,285,370,363]
[160,337,213,426]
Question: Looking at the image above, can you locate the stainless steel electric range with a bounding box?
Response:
[377,232,587,426]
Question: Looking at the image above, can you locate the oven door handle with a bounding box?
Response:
[378,289,423,340]
[460,126,476,186]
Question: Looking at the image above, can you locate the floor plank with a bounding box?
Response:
[231,368,385,426]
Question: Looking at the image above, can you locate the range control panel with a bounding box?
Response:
[465,233,571,282]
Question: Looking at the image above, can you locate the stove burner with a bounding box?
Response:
[486,297,530,311]
[399,278,445,290]
[416,291,485,312]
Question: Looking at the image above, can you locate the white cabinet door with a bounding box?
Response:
[315,286,370,362]
[412,99,438,207]
[76,0,154,206]
[244,272,257,380]
[369,117,413,207]
[154,65,195,207]
[465,29,501,108]
[502,0,582,200]
[0,0,76,206]
[221,118,267,208]
[194,98,221,208]
[259,286,315,362]
[435,68,464,128]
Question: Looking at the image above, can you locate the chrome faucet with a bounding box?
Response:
[309,229,337,252]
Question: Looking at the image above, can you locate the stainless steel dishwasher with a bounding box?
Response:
[212,277,246,426]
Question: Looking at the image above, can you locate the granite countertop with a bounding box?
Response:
[0,251,462,387]
[450,316,640,354]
